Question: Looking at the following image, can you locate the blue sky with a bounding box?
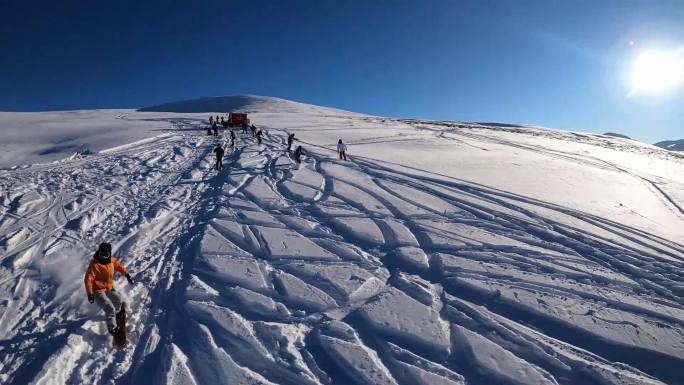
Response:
[1,1,683,143]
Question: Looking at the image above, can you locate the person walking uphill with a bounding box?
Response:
[84,242,133,335]
[293,145,304,163]
[337,139,348,161]
[214,144,225,170]
[256,129,263,144]
[230,130,236,148]
[287,133,295,151]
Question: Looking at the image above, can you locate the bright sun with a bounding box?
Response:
[630,51,684,94]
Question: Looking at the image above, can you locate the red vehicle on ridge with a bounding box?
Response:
[228,112,250,127]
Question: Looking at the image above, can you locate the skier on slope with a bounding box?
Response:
[256,129,263,144]
[293,145,304,163]
[230,130,236,148]
[337,139,348,161]
[84,242,133,336]
[214,143,225,170]
[287,133,296,151]
[0,182,10,204]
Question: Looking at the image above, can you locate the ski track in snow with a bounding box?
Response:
[1,117,683,385]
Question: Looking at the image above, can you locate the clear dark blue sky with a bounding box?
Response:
[1,1,683,142]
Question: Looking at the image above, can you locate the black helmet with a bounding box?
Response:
[95,242,112,264]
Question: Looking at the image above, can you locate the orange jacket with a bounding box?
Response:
[84,256,129,295]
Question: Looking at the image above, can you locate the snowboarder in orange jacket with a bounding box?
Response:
[84,242,133,335]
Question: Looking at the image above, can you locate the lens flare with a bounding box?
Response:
[630,51,683,94]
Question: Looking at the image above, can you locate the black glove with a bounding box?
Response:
[88,294,94,304]
[126,274,133,285]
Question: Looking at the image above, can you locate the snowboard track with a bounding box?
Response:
[1,118,683,385]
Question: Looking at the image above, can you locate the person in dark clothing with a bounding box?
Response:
[256,129,263,144]
[250,124,256,137]
[214,144,225,170]
[242,123,248,134]
[287,133,295,151]
[230,130,236,147]
[216,115,219,124]
[1,183,10,204]
[209,116,214,125]
[220,116,225,125]
[293,145,304,164]
[212,122,219,136]
[207,126,213,136]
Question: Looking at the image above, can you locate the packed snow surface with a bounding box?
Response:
[1,95,684,385]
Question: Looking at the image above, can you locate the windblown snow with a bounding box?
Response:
[1,96,684,385]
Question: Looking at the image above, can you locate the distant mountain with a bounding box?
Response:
[138,94,353,114]
[603,132,631,139]
[654,139,684,152]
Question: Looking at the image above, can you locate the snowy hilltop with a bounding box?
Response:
[1,96,683,385]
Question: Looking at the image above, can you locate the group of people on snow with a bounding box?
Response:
[285,133,347,163]
[207,116,348,162]
[208,116,265,170]
[85,117,353,341]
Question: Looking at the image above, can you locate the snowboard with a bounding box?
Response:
[112,307,127,349]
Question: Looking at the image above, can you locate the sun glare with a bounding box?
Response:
[630,51,683,95]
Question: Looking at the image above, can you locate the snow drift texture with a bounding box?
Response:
[1,95,684,385]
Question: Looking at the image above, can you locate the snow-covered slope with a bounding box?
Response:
[0,110,170,168]
[655,138,684,152]
[0,96,357,168]
[1,97,684,385]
